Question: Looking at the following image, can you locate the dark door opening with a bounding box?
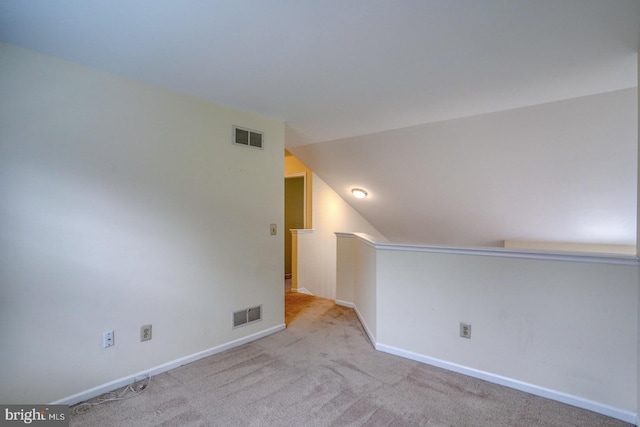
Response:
[284,176,305,278]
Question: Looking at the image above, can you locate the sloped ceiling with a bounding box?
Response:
[291,89,638,246]
[1,1,639,246]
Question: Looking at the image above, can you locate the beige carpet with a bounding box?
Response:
[71,292,632,426]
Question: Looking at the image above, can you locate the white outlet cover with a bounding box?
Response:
[103,330,114,348]
[460,323,471,339]
[141,325,152,342]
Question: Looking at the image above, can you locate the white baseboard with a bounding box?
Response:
[335,300,354,308]
[376,343,637,425]
[51,324,286,406]
[336,300,376,347]
[351,305,376,348]
[336,297,637,425]
[296,287,314,295]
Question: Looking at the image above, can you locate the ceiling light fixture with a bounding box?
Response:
[351,188,368,199]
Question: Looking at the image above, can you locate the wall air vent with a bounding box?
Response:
[233,305,262,328]
[233,126,263,149]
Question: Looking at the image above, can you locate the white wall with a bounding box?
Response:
[377,249,637,414]
[0,43,285,404]
[334,233,377,342]
[295,173,385,299]
[337,233,639,423]
[636,48,640,427]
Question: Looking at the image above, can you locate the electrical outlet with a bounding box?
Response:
[460,322,471,339]
[141,324,152,342]
[103,330,114,348]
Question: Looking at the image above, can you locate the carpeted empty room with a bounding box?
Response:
[2,3,638,426]
[70,292,631,427]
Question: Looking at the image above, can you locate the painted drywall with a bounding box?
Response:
[284,150,312,228]
[291,88,637,248]
[336,233,639,421]
[295,173,385,299]
[352,237,377,342]
[284,176,304,276]
[636,49,640,427]
[376,248,638,413]
[284,151,311,280]
[335,235,356,305]
[334,233,378,343]
[0,43,285,404]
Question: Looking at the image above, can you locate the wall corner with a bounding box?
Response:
[636,48,639,426]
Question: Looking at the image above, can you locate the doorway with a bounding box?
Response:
[284,175,305,278]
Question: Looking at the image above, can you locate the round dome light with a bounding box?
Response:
[351,188,368,199]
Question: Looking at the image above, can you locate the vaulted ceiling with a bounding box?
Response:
[1,1,639,247]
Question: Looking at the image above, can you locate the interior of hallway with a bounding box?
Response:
[284,277,316,326]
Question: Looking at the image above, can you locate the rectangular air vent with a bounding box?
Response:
[233,305,262,328]
[233,126,263,149]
